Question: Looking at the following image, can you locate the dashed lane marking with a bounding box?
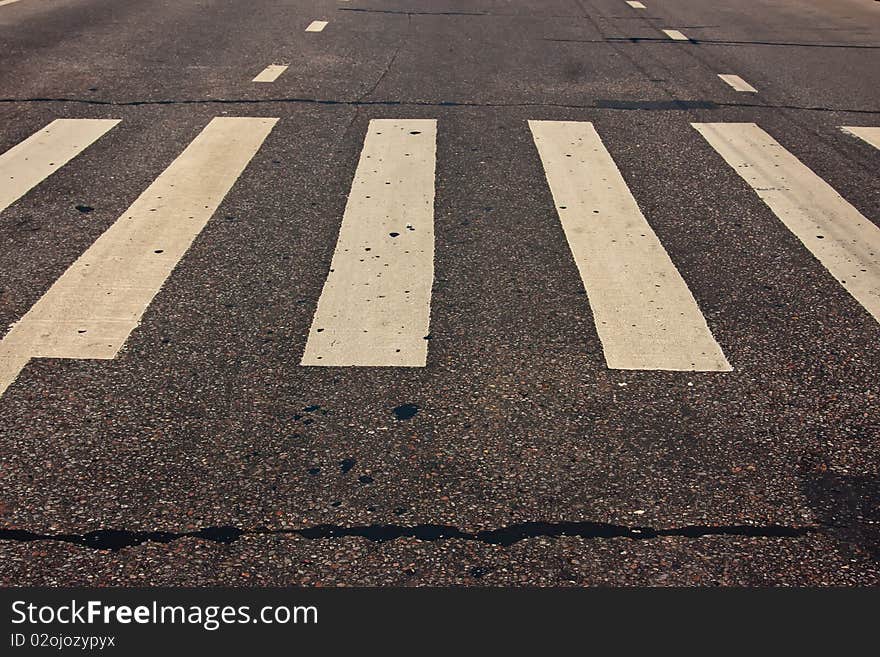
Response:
[662,29,689,41]
[252,64,289,83]
[718,74,757,92]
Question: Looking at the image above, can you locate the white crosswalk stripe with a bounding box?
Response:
[694,122,880,324]
[0,117,277,396]
[842,126,880,150]
[301,119,437,367]
[529,120,731,372]
[0,119,119,214]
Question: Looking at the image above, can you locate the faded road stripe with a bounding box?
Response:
[718,74,757,92]
[841,126,880,150]
[529,120,731,371]
[0,117,277,397]
[0,119,119,214]
[694,122,880,323]
[253,64,288,83]
[301,119,437,367]
[306,20,328,32]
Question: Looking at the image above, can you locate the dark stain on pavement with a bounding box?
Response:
[393,404,419,420]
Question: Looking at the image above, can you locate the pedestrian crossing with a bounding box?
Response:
[842,126,880,151]
[0,117,877,396]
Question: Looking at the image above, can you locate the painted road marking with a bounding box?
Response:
[718,74,757,93]
[694,122,880,323]
[0,119,119,214]
[301,119,437,367]
[529,120,731,371]
[626,1,646,8]
[253,64,288,83]
[662,29,689,41]
[0,0,24,7]
[0,117,277,397]
[841,126,880,150]
[306,20,328,32]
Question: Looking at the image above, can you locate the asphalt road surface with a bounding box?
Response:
[0,0,878,586]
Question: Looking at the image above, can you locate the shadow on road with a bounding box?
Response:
[800,453,880,561]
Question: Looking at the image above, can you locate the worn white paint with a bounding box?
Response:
[626,1,646,8]
[0,117,277,397]
[301,119,437,367]
[0,119,119,214]
[306,20,328,32]
[253,64,289,83]
[694,122,880,323]
[529,120,731,371]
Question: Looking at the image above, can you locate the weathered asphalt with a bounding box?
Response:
[0,0,878,585]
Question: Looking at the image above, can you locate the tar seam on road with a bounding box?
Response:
[0,521,820,551]
[547,37,880,49]
[0,96,877,114]
[338,7,489,16]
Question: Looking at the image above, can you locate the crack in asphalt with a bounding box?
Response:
[550,37,880,49]
[0,521,818,551]
[338,8,490,16]
[0,96,877,114]
[356,14,411,103]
